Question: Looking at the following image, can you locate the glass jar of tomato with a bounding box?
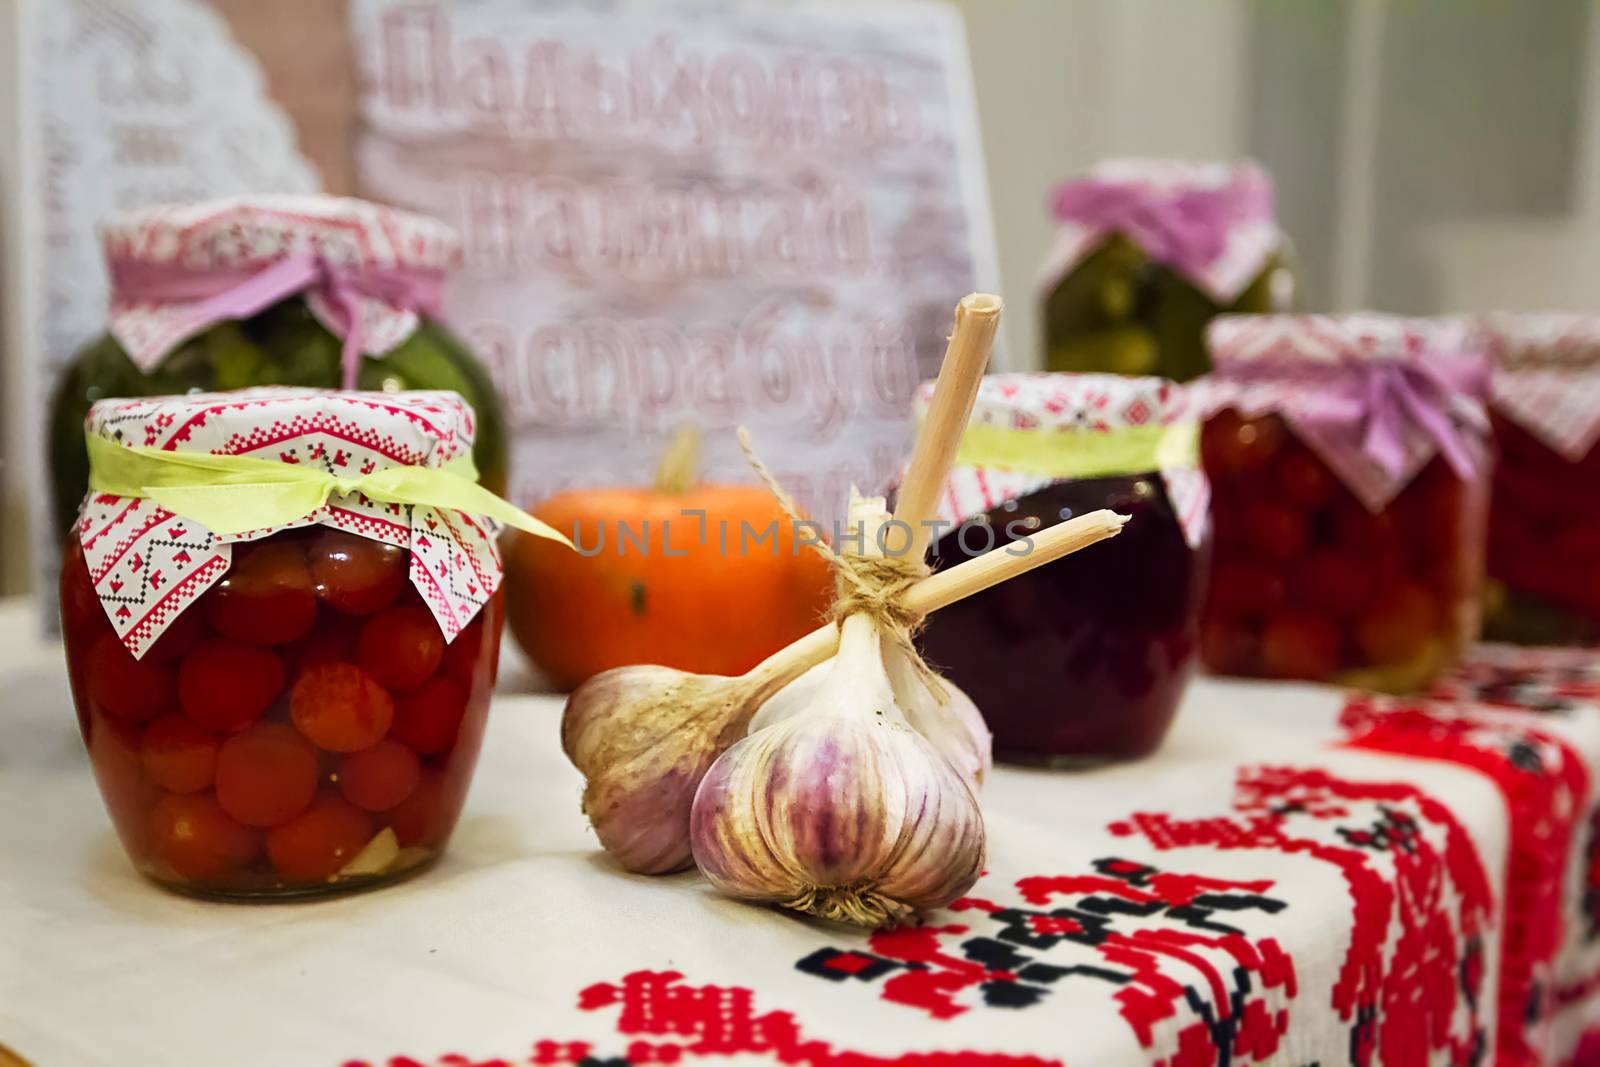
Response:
[1041,160,1294,383]
[1476,314,1600,645]
[1197,315,1493,693]
[913,373,1211,764]
[58,388,549,899]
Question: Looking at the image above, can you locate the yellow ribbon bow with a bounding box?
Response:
[86,432,572,547]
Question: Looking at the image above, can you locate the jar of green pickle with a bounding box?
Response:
[1040,160,1293,382]
[48,196,508,546]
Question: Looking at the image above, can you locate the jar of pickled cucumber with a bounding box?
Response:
[1040,160,1293,383]
[1475,314,1600,645]
[59,387,564,899]
[48,196,508,553]
[1196,315,1492,693]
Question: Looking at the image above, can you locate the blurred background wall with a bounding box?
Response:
[4,0,1598,594]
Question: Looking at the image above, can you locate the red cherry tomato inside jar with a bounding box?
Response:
[204,539,318,646]
[1259,613,1341,681]
[281,613,362,681]
[1290,550,1374,620]
[339,739,421,812]
[1273,447,1337,510]
[392,678,469,755]
[148,793,258,882]
[358,605,446,693]
[177,639,285,733]
[1206,560,1286,621]
[58,541,108,642]
[387,771,451,849]
[308,531,408,616]
[265,795,374,882]
[141,715,221,794]
[87,631,176,724]
[1241,501,1309,563]
[291,663,395,753]
[215,723,320,828]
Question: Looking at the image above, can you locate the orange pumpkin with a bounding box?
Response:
[503,428,835,690]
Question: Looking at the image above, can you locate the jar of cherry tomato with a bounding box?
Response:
[1475,314,1600,645]
[60,388,566,899]
[1196,315,1492,693]
[1040,160,1294,383]
[914,373,1211,764]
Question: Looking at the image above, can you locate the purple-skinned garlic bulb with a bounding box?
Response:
[562,498,1125,880]
[561,656,828,875]
[689,610,986,927]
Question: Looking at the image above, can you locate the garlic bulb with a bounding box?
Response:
[749,640,992,788]
[562,505,1126,879]
[562,665,782,875]
[690,612,986,926]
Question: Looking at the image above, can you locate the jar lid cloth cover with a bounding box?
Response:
[102,196,461,387]
[75,387,567,659]
[1199,313,1492,512]
[1038,159,1286,304]
[1475,312,1600,461]
[913,372,1209,548]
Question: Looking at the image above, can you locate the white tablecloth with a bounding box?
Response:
[4,597,1600,1067]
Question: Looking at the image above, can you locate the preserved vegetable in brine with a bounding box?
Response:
[1196,315,1492,693]
[48,197,508,552]
[60,388,564,899]
[1041,160,1292,383]
[1476,314,1600,645]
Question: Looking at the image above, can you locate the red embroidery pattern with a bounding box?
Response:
[78,389,496,653]
[341,970,1059,1067]
[1429,652,1600,715]
[797,859,1296,1067]
[1341,692,1593,1067]
[1109,766,1493,1067]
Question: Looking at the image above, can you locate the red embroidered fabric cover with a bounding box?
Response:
[75,387,500,657]
[1475,313,1600,461]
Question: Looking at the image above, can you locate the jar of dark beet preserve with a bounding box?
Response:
[915,373,1210,764]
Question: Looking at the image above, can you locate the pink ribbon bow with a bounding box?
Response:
[108,253,446,390]
[1267,354,1491,481]
[1049,169,1273,279]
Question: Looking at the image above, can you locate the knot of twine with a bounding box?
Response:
[737,428,946,701]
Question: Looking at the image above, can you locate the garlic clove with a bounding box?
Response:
[691,614,986,926]
[338,827,400,879]
[743,662,819,734]
[749,639,992,789]
[562,665,764,875]
[883,641,993,788]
